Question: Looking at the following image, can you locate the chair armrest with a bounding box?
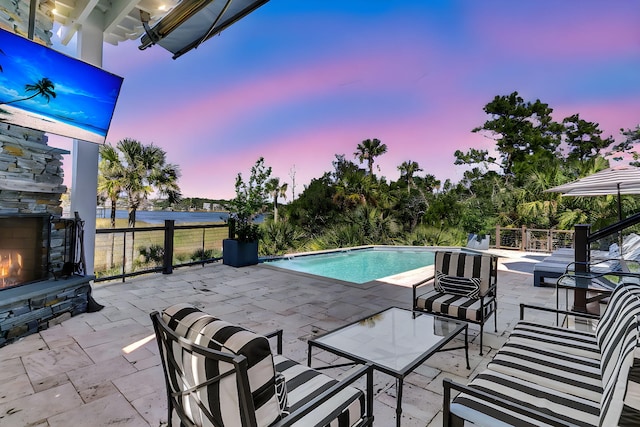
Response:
[271,364,374,427]
[482,282,498,298]
[443,378,582,427]
[412,275,435,305]
[264,329,283,355]
[412,275,435,290]
[519,303,600,321]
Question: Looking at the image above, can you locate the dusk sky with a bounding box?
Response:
[49,0,640,201]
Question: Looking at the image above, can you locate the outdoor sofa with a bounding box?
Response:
[443,281,640,426]
[151,303,374,427]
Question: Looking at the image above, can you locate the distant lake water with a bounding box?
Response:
[99,209,229,224]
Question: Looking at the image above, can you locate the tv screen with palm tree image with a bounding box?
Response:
[0,28,123,144]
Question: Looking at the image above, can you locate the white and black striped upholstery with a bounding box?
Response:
[445,281,640,427]
[274,356,365,426]
[434,251,494,295]
[152,303,372,427]
[158,303,282,427]
[413,251,498,354]
[507,321,601,359]
[453,369,601,427]
[414,289,490,322]
[486,340,603,403]
[595,283,640,426]
[434,271,480,298]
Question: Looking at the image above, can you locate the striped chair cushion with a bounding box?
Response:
[162,303,281,427]
[507,321,600,359]
[617,348,640,426]
[596,284,640,379]
[599,320,640,427]
[593,283,640,426]
[487,341,602,403]
[415,288,492,322]
[274,355,365,426]
[453,370,600,427]
[596,282,640,352]
[434,251,495,296]
[435,271,480,298]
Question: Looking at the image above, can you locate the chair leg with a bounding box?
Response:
[494,301,498,333]
[450,415,466,427]
[479,323,484,356]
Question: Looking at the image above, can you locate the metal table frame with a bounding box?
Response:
[555,271,628,326]
[307,307,469,427]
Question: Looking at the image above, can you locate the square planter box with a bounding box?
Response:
[223,239,258,267]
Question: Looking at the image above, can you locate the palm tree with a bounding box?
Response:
[0,77,56,105]
[97,144,125,228]
[354,138,387,176]
[422,174,441,194]
[397,160,423,194]
[332,170,380,209]
[114,138,181,227]
[265,177,288,222]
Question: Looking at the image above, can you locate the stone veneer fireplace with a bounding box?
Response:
[0,123,96,347]
[0,215,49,288]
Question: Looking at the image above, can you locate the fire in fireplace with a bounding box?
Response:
[0,215,48,289]
[0,251,23,288]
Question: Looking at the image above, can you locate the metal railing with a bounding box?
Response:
[494,226,574,252]
[569,213,640,313]
[94,220,228,282]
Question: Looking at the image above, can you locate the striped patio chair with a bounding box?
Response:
[413,251,498,355]
[151,303,374,427]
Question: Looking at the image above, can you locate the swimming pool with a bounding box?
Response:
[265,247,436,284]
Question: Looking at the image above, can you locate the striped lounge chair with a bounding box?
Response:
[413,251,498,355]
[151,303,374,427]
[443,281,640,426]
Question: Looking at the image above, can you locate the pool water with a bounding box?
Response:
[266,247,435,284]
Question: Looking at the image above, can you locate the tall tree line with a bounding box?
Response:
[96,92,640,256]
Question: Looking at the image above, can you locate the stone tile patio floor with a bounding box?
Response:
[0,249,567,426]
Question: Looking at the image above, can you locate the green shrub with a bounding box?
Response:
[191,248,214,260]
[137,244,164,266]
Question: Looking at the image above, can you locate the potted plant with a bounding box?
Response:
[223,158,271,267]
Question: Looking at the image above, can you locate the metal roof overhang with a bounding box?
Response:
[138,0,269,59]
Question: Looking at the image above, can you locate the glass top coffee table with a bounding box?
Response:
[556,271,617,325]
[307,307,469,426]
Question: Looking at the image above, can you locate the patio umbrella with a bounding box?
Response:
[545,166,640,221]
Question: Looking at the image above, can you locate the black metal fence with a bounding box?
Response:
[94,220,228,282]
[92,221,586,282]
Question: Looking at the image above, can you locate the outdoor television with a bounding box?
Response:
[0,28,123,144]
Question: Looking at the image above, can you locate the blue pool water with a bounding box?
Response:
[265,247,435,284]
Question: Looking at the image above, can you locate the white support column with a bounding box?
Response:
[71,12,104,275]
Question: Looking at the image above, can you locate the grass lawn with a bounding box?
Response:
[94,218,227,277]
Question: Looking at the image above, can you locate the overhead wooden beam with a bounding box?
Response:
[103,0,138,36]
[57,0,100,45]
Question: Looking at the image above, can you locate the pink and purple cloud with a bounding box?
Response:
[50,1,640,200]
